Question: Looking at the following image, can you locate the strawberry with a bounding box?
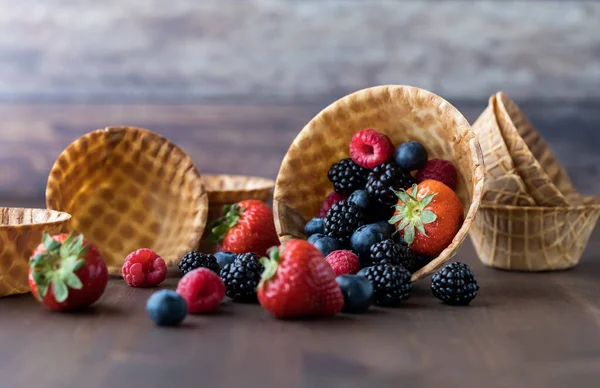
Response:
[257,240,344,319]
[207,199,279,256]
[390,180,463,256]
[29,233,108,311]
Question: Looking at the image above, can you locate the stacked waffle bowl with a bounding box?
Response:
[469,92,600,271]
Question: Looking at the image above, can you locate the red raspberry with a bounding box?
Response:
[319,192,347,217]
[350,128,395,169]
[176,268,225,314]
[122,248,167,287]
[416,158,458,190]
[325,250,360,276]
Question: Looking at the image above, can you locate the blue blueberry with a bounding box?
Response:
[304,217,325,236]
[395,141,428,171]
[348,190,370,209]
[350,224,387,258]
[312,236,343,256]
[356,267,372,277]
[214,251,237,270]
[308,233,326,244]
[336,275,374,313]
[374,221,395,238]
[146,290,187,327]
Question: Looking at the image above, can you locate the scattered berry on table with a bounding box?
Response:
[348,189,370,210]
[325,250,361,276]
[308,233,326,244]
[394,141,428,171]
[349,128,395,169]
[219,252,264,303]
[178,252,220,275]
[328,158,370,195]
[366,162,416,207]
[336,274,374,314]
[305,217,325,236]
[257,240,343,319]
[369,239,416,272]
[146,290,187,327]
[177,268,225,314]
[122,248,167,287]
[431,262,479,306]
[324,200,367,245]
[362,264,413,306]
[319,192,348,218]
[312,235,343,256]
[416,159,458,190]
[214,251,237,270]
[350,223,388,261]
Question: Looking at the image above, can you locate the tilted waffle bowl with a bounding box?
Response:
[0,208,71,297]
[470,92,599,271]
[273,85,485,281]
[46,126,208,275]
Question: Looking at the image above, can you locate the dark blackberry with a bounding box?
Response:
[219,252,264,303]
[362,264,412,306]
[365,162,416,206]
[407,253,432,274]
[324,200,367,245]
[328,158,370,195]
[431,262,479,306]
[369,239,416,272]
[178,252,220,275]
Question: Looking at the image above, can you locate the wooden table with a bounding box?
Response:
[0,102,599,388]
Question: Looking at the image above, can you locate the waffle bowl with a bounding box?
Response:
[470,197,600,271]
[273,85,485,281]
[0,208,71,297]
[46,126,208,275]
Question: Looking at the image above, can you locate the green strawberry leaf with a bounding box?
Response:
[52,279,68,303]
[404,224,415,245]
[421,210,437,224]
[415,220,427,236]
[388,214,404,225]
[393,190,412,205]
[64,273,83,290]
[419,193,437,209]
[397,217,410,231]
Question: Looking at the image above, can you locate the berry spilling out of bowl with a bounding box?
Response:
[147,290,188,327]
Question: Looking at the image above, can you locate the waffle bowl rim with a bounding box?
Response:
[0,208,72,230]
[478,196,600,212]
[202,174,275,203]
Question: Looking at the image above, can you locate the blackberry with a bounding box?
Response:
[431,262,479,305]
[324,200,367,245]
[328,158,370,195]
[219,252,264,303]
[178,252,220,275]
[365,162,416,206]
[362,264,412,306]
[369,239,416,272]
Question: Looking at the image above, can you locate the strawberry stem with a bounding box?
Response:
[205,204,245,244]
[389,184,438,246]
[257,247,280,290]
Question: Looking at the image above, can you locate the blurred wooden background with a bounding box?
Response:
[0,0,599,201]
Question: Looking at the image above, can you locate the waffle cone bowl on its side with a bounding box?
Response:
[46,127,208,275]
[274,85,485,281]
[0,208,71,297]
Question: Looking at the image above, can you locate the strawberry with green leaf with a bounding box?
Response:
[28,233,108,311]
[389,180,463,256]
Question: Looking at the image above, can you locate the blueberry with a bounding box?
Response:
[146,290,187,327]
[348,190,370,209]
[373,221,395,238]
[304,217,325,236]
[336,275,374,313]
[214,251,237,270]
[350,224,387,259]
[395,141,428,171]
[356,267,371,277]
[312,236,343,256]
[308,233,326,244]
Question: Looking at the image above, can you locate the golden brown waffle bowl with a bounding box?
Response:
[273,85,485,281]
[46,126,208,275]
[470,197,600,271]
[0,208,71,297]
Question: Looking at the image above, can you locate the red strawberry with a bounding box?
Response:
[176,268,225,314]
[319,192,347,217]
[350,128,395,169]
[207,199,279,256]
[325,250,360,276]
[122,248,167,287]
[391,180,463,256]
[28,233,108,311]
[257,240,344,319]
[416,159,458,190]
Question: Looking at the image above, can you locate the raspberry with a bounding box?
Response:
[319,192,347,217]
[350,128,395,169]
[416,159,458,190]
[325,250,360,276]
[122,248,167,287]
[176,268,225,313]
